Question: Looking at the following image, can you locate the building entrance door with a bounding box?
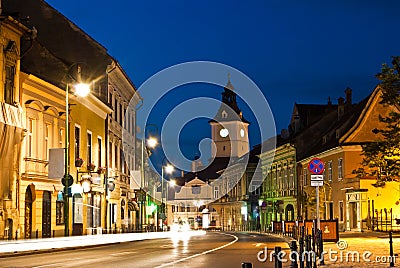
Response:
[42,191,51,237]
[24,187,33,238]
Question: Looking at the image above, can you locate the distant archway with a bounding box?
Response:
[285,204,295,221]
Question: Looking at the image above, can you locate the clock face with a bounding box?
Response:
[240,129,245,137]
[219,128,229,138]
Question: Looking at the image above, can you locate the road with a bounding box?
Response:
[0,232,290,268]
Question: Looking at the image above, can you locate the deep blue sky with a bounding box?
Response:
[47,0,400,171]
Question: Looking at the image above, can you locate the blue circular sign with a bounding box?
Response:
[308,158,325,175]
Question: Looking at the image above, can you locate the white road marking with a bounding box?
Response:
[32,263,65,268]
[154,233,238,268]
[110,251,137,256]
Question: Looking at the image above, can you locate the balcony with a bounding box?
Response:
[23,157,48,179]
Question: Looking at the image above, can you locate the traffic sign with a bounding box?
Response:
[311,180,323,186]
[308,158,325,175]
[311,175,324,186]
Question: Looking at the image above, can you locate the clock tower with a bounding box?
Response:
[209,76,250,158]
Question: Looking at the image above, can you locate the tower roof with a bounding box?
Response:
[210,75,250,124]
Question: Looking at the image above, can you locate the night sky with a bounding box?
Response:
[46,0,400,171]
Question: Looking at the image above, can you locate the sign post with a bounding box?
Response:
[308,158,325,230]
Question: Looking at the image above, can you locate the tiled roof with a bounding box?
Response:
[294,96,370,161]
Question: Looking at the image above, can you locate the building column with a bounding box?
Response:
[346,201,350,231]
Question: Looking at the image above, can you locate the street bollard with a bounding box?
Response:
[389,231,394,267]
[15,231,18,240]
[318,230,324,266]
[305,235,312,268]
[274,246,282,268]
[290,240,298,268]
[299,236,304,268]
[241,262,252,268]
[36,229,39,239]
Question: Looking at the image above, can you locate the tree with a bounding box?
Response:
[355,56,400,186]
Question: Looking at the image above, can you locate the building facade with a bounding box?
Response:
[0,16,29,239]
[259,142,297,230]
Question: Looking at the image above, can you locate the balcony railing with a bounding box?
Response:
[23,157,48,178]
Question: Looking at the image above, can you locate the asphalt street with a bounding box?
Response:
[0,232,289,268]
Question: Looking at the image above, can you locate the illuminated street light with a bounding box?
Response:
[64,69,90,236]
[146,137,158,148]
[139,134,158,231]
[161,162,174,231]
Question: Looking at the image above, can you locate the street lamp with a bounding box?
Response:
[161,162,174,231]
[139,135,157,231]
[64,78,90,237]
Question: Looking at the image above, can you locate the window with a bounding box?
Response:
[214,186,219,199]
[114,97,118,121]
[44,123,52,160]
[221,110,227,118]
[119,103,123,125]
[114,144,118,169]
[278,169,282,189]
[336,129,340,139]
[97,137,102,168]
[328,161,333,182]
[4,65,15,105]
[338,158,343,180]
[87,132,92,165]
[303,168,307,186]
[339,201,344,222]
[126,111,130,132]
[121,200,125,220]
[87,195,93,228]
[109,142,112,168]
[75,126,81,160]
[59,128,64,148]
[108,92,112,105]
[120,148,124,173]
[289,167,295,189]
[27,118,34,157]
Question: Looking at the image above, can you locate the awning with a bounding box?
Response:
[128,200,139,211]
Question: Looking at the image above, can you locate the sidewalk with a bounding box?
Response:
[263,230,399,267]
[320,231,399,267]
[0,230,206,258]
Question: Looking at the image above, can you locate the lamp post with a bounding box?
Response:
[64,77,90,237]
[161,162,174,231]
[139,135,157,231]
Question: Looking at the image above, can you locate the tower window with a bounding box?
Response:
[223,146,226,151]
[222,110,227,118]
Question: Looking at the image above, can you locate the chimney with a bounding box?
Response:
[338,97,344,119]
[326,97,332,112]
[181,170,184,177]
[345,87,352,105]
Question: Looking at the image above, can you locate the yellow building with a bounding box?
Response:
[298,87,399,232]
[0,16,30,240]
[19,72,111,237]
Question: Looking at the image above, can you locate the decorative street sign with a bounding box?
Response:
[308,158,325,175]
